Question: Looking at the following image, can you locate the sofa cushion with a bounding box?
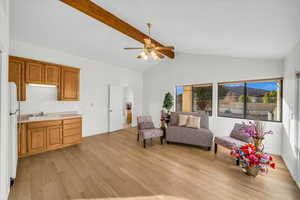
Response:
[230,123,253,143]
[214,136,247,149]
[170,112,209,129]
[186,115,201,129]
[166,126,213,147]
[139,122,155,130]
[140,128,163,139]
[178,114,189,126]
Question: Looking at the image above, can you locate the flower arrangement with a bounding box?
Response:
[242,121,273,139]
[242,121,273,151]
[231,143,276,176]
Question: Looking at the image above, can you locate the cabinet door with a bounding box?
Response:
[27,127,45,155]
[45,65,60,85]
[9,57,26,101]
[26,62,44,84]
[18,123,27,157]
[59,67,80,100]
[46,126,62,150]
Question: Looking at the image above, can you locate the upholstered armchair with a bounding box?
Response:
[214,123,253,165]
[137,116,164,148]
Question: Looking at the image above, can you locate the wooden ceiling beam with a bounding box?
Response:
[59,0,175,59]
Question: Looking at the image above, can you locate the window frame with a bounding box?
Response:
[175,83,213,116]
[217,78,283,123]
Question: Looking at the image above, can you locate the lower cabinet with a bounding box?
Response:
[27,127,46,155]
[18,123,27,157]
[46,126,63,150]
[18,117,82,158]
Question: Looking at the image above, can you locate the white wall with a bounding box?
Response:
[282,40,300,188]
[143,52,283,155]
[10,40,143,137]
[0,0,10,199]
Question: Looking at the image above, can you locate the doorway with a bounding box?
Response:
[108,85,124,133]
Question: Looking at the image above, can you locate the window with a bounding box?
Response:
[218,82,244,118]
[218,79,282,122]
[176,84,212,115]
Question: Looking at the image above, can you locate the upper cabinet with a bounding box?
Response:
[45,65,60,86]
[9,56,80,101]
[25,61,44,84]
[59,66,80,101]
[9,57,26,101]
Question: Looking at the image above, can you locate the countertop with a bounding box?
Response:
[18,112,82,123]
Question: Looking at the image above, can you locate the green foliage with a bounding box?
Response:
[194,86,212,110]
[263,91,277,104]
[163,92,174,112]
[239,95,252,103]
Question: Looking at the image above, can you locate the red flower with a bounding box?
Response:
[269,156,273,161]
[270,163,276,169]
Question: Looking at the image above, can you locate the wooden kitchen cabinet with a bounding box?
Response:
[45,64,60,85]
[25,61,44,84]
[46,126,63,150]
[18,123,27,157]
[18,117,82,158]
[9,56,80,101]
[63,118,82,145]
[9,57,26,101]
[27,127,46,155]
[59,66,80,101]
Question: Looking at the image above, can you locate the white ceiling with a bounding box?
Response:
[10,0,300,71]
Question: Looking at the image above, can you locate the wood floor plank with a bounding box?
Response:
[9,128,300,200]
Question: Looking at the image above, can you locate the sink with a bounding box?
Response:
[28,115,61,121]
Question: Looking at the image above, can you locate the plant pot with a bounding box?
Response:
[244,167,260,177]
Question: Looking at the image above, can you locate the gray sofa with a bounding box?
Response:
[166,112,214,150]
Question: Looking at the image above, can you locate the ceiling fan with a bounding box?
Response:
[124,23,175,60]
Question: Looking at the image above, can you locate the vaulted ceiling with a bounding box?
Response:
[10,0,300,71]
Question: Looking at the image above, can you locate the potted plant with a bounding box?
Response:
[162,92,174,115]
[231,143,276,177]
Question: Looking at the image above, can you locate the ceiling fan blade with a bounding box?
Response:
[155,51,165,59]
[155,46,175,50]
[136,55,142,59]
[124,48,143,50]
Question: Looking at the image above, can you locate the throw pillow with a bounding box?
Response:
[178,114,189,126]
[139,122,155,129]
[186,115,201,129]
[230,123,253,143]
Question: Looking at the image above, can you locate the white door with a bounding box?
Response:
[108,85,124,132]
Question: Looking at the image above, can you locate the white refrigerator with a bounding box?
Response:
[8,82,19,181]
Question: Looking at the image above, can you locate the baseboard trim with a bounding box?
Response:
[282,155,300,189]
[296,179,300,189]
[3,188,10,200]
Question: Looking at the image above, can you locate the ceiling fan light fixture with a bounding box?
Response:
[140,51,146,56]
[124,23,174,60]
[151,51,158,60]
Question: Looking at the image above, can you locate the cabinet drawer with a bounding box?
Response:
[63,134,81,145]
[63,123,81,130]
[63,118,81,125]
[63,128,81,137]
[28,120,62,128]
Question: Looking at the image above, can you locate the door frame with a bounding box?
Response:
[296,74,300,185]
[0,45,10,199]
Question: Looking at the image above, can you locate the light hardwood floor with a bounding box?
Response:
[9,128,300,200]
